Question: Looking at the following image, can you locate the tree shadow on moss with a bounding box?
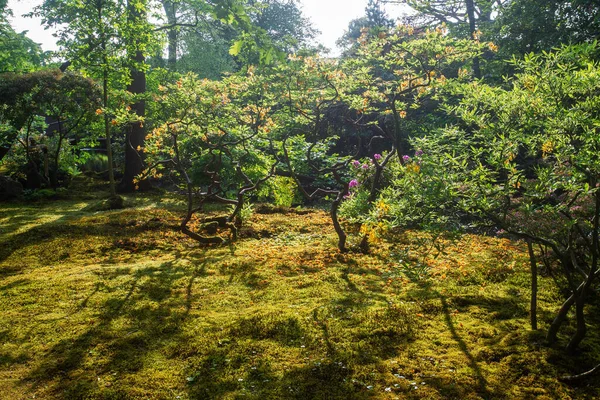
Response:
[407,287,598,399]
[0,211,179,271]
[184,295,416,399]
[185,347,368,400]
[439,295,492,397]
[20,255,213,399]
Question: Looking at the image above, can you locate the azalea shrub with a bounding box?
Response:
[272,55,357,252]
[338,24,484,251]
[343,23,485,163]
[142,26,487,253]
[143,70,279,243]
[414,43,600,351]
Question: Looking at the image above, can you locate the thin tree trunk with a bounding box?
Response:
[566,296,587,353]
[98,0,117,198]
[332,190,348,252]
[547,282,581,344]
[527,240,538,330]
[163,0,178,70]
[52,118,64,188]
[465,0,481,78]
[173,135,224,244]
[103,70,117,198]
[566,188,600,352]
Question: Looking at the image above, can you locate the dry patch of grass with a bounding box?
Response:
[0,185,599,399]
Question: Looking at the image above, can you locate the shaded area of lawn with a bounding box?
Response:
[0,183,599,399]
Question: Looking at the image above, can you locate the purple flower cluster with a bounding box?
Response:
[352,159,371,169]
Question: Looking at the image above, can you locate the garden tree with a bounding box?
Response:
[340,24,483,251]
[124,0,299,192]
[157,0,228,72]
[344,24,484,164]
[337,0,395,57]
[157,0,242,72]
[168,1,244,77]
[176,19,238,78]
[272,55,358,252]
[122,0,302,192]
[248,0,318,55]
[0,70,101,186]
[413,43,600,353]
[226,0,315,66]
[384,0,507,31]
[157,0,311,76]
[142,71,279,243]
[119,0,155,192]
[36,0,148,200]
[384,0,508,77]
[488,0,600,59]
[0,74,47,184]
[0,1,43,72]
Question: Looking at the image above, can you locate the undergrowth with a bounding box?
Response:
[0,178,599,399]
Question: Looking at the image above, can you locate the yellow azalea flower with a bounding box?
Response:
[542,140,554,156]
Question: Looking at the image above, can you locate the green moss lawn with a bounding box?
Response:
[1,180,599,399]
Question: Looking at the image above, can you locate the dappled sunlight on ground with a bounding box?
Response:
[0,187,598,399]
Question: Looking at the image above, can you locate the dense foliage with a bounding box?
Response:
[0,70,101,186]
[414,43,600,351]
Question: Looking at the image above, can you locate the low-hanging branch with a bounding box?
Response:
[560,363,600,382]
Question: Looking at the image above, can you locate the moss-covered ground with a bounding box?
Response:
[1,179,599,399]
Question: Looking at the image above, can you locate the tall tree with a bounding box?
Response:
[0,1,43,72]
[489,0,600,58]
[384,0,508,77]
[36,0,145,199]
[249,0,318,54]
[119,0,153,192]
[162,0,317,76]
[337,0,395,57]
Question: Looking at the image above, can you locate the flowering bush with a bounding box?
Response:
[416,43,600,351]
[143,71,279,243]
